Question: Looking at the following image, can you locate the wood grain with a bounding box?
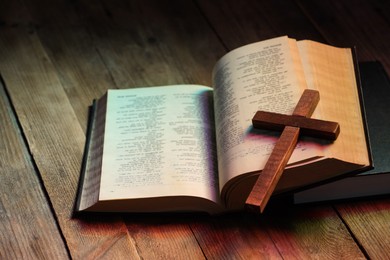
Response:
[196,0,325,49]
[36,26,116,131]
[0,75,69,259]
[87,0,225,88]
[262,205,366,259]
[191,213,282,259]
[336,200,390,259]
[246,126,300,212]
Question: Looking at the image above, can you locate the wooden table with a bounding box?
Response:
[1,0,390,259]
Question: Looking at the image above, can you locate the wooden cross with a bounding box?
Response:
[245,89,340,213]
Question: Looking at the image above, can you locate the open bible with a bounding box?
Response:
[75,36,371,214]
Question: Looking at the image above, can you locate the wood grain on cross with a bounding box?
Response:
[245,89,340,213]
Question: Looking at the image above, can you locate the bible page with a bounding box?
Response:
[99,85,220,204]
[297,40,369,166]
[212,36,324,190]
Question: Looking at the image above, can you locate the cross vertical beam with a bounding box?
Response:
[245,89,327,213]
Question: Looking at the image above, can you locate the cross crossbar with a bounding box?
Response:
[245,89,340,213]
[252,111,340,140]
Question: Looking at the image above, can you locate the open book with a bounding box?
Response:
[75,36,371,214]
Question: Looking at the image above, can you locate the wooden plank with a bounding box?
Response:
[190,213,282,259]
[0,0,113,129]
[122,215,206,259]
[0,0,79,26]
[0,0,31,26]
[35,26,116,131]
[86,0,226,88]
[0,27,139,259]
[192,205,367,259]
[0,77,69,259]
[335,199,390,259]
[262,205,367,259]
[196,0,324,50]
